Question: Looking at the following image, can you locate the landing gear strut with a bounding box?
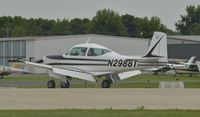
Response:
[47,80,56,88]
[60,80,70,88]
[101,79,111,88]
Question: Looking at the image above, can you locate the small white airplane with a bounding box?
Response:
[0,65,30,79]
[147,56,200,76]
[169,56,198,75]
[10,32,168,88]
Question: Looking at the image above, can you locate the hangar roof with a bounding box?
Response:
[168,35,200,42]
[0,34,145,42]
[0,34,200,42]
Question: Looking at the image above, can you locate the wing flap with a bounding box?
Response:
[52,68,96,82]
[118,70,141,80]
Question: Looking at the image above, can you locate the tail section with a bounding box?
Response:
[196,61,200,72]
[187,56,196,64]
[143,32,167,61]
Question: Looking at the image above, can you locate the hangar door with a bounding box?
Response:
[0,40,26,66]
[168,44,200,60]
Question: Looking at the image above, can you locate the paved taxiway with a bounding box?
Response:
[0,88,200,110]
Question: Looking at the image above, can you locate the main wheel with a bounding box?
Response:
[101,79,111,88]
[47,80,56,88]
[60,80,70,88]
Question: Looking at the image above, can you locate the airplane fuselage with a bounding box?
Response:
[43,52,164,76]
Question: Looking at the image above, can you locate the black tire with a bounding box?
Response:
[101,80,111,88]
[60,80,70,88]
[47,80,56,88]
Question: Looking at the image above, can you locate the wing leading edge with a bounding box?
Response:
[23,61,96,82]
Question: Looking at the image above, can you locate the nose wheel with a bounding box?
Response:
[101,79,111,88]
[60,80,70,88]
[47,80,56,88]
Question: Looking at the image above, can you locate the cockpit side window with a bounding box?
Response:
[65,51,69,55]
[70,47,87,56]
[87,48,111,56]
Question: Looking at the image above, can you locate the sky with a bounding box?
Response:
[0,0,199,31]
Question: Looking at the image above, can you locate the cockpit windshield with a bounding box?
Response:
[70,47,87,56]
[87,48,111,56]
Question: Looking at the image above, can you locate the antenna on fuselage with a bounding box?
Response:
[86,36,91,43]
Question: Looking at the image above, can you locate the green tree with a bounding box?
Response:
[69,18,85,35]
[176,5,200,34]
[0,16,13,37]
[121,14,140,37]
[82,18,91,34]
[139,16,174,38]
[53,19,70,35]
[91,9,127,36]
[11,26,26,37]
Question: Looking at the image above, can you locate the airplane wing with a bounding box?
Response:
[0,65,30,75]
[109,70,142,82]
[52,67,95,82]
[153,66,171,73]
[118,70,141,80]
[22,61,96,82]
[142,66,171,74]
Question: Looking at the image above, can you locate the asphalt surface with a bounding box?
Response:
[0,88,200,110]
[0,81,46,87]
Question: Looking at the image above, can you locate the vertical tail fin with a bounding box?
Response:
[187,56,196,64]
[144,32,167,61]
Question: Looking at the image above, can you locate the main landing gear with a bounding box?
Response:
[60,80,70,88]
[47,80,70,88]
[47,79,112,88]
[101,79,112,88]
[47,80,56,88]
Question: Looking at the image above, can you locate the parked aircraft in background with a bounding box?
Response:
[10,32,168,88]
[0,65,30,79]
[146,56,200,76]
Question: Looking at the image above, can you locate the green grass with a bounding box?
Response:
[1,109,200,117]
[0,75,50,82]
[2,74,200,88]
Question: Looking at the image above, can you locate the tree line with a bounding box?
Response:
[0,5,199,38]
[0,9,173,38]
[176,5,200,35]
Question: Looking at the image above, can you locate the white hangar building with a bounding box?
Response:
[0,34,200,66]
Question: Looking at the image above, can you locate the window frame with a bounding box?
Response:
[69,47,88,56]
[87,48,111,56]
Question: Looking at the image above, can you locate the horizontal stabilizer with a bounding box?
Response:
[118,70,141,80]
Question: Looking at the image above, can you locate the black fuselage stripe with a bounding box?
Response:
[47,63,108,66]
[46,55,109,62]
